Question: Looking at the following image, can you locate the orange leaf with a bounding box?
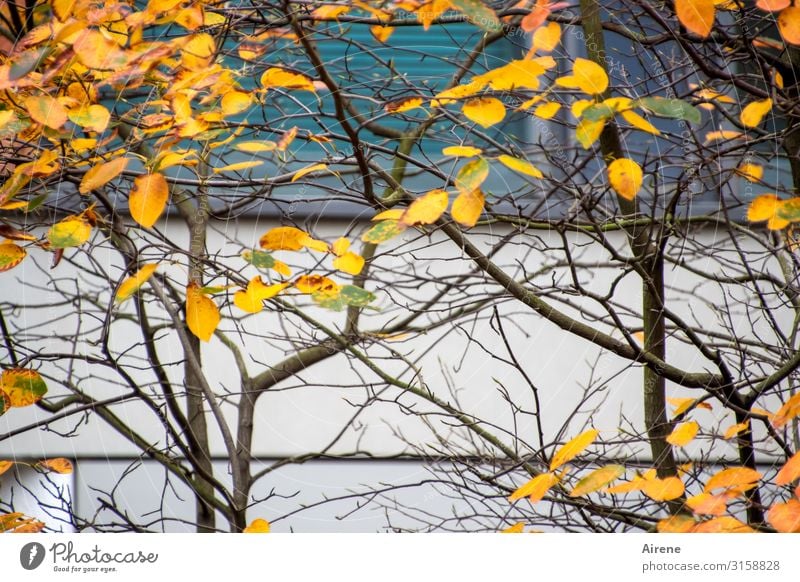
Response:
[261,68,315,92]
[549,428,599,471]
[608,158,643,201]
[129,173,168,228]
[508,472,559,503]
[773,392,800,428]
[686,493,727,516]
[80,158,129,194]
[642,476,685,501]
[756,0,790,11]
[779,6,800,45]
[767,499,800,532]
[657,514,696,533]
[692,516,755,533]
[186,282,220,342]
[400,189,449,226]
[501,522,525,533]
[776,451,800,486]
[243,518,270,533]
[704,467,761,493]
[25,95,68,129]
[259,226,328,252]
[0,460,13,476]
[38,458,73,474]
[723,420,750,440]
[675,0,716,38]
[0,241,26,272]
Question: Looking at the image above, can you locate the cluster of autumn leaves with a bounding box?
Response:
[504,393,800,533]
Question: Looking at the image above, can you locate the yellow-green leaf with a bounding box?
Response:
[67,104,110,133]
[129,173,168,228]
[497,155,543,178]
[455,158,490,194]
[549,428,599,471]
[80,158,129,194]
[556,58,609,95]
[291,163,328,183]
[213,160,263,174]
[0,241,26,272]
[186,282,220,342]
[451,189,485,228]
[462,97,506,128]
[25,95,68,129]
[666,421,699,447]
[0,368,47,407]
[116,263,158,303]
[362,220,407,244]
[740,98,772,128]
[400,189,449,226]
[48,216,91,248]
[508,472,559,503]
[608,158,643,201]
[569,465,625,497]
[576,118,605,149]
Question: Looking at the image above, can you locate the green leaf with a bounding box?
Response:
[243,250,276,269]
[635,97,701,125]
[449,0,502,32]
[0,368,47,407]
[361,220,405,244]
[9,48,49,81]
[313,285,376,311]
[778,198,800,221]
[580,103,617,122]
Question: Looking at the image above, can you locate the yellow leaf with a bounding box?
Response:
[181,33,216,70]
[442,145,483,157]
[233,277,288,313]
[259,226,328,252]
[333,252,365,275]
[72,29,130,70]
[736,163,763,182]
[778,6,800,45]
[243,518,270,533]
[67,104,111,133]
[767,500,800,533]
[705,130,744,143]
[370,25,393,43]
[38,458,73,474]
[80,158,129,194]
[129,173,168,228]
[235,141,277,153]
[576,118,605,148]
[261,68,315,92]
[621,110,661,135]
[331,237,350,256]
[549,428,599,471]
[0,368,47,407]
[451,189,485,228]
[704,467,761,493]
[400,189,449,226]
[642,476,685,501]
[313,5,350,19]
[462,97,506,128]
[532,21,561,52]
[723,420,750,439]
[48,216,91,248]
[740,98,773,128]
[186,282,220,342]
[213,161,263,174]
[473,60,546,91]
[556,58,609,95]
[569,465,625,497]
[221,91,252,116]
[0,241,26,272]
[508,472,559,503]
[501,522,525,533]
[497,155,543,178]
[432,81,484,105]
[775,451,800,486]
[667,396,712,417]
[294,274,339,294]
[666,421,699,447]
[116,263,158,302]
[292,163,328,182]
[675,0,716,38]
[25,95,68,129]
[608,158,643,200]
[385,97,424,114]
[571,99,594,118]
[534,101,561,120]
[747,194,790,230]
[371,209,405,222]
